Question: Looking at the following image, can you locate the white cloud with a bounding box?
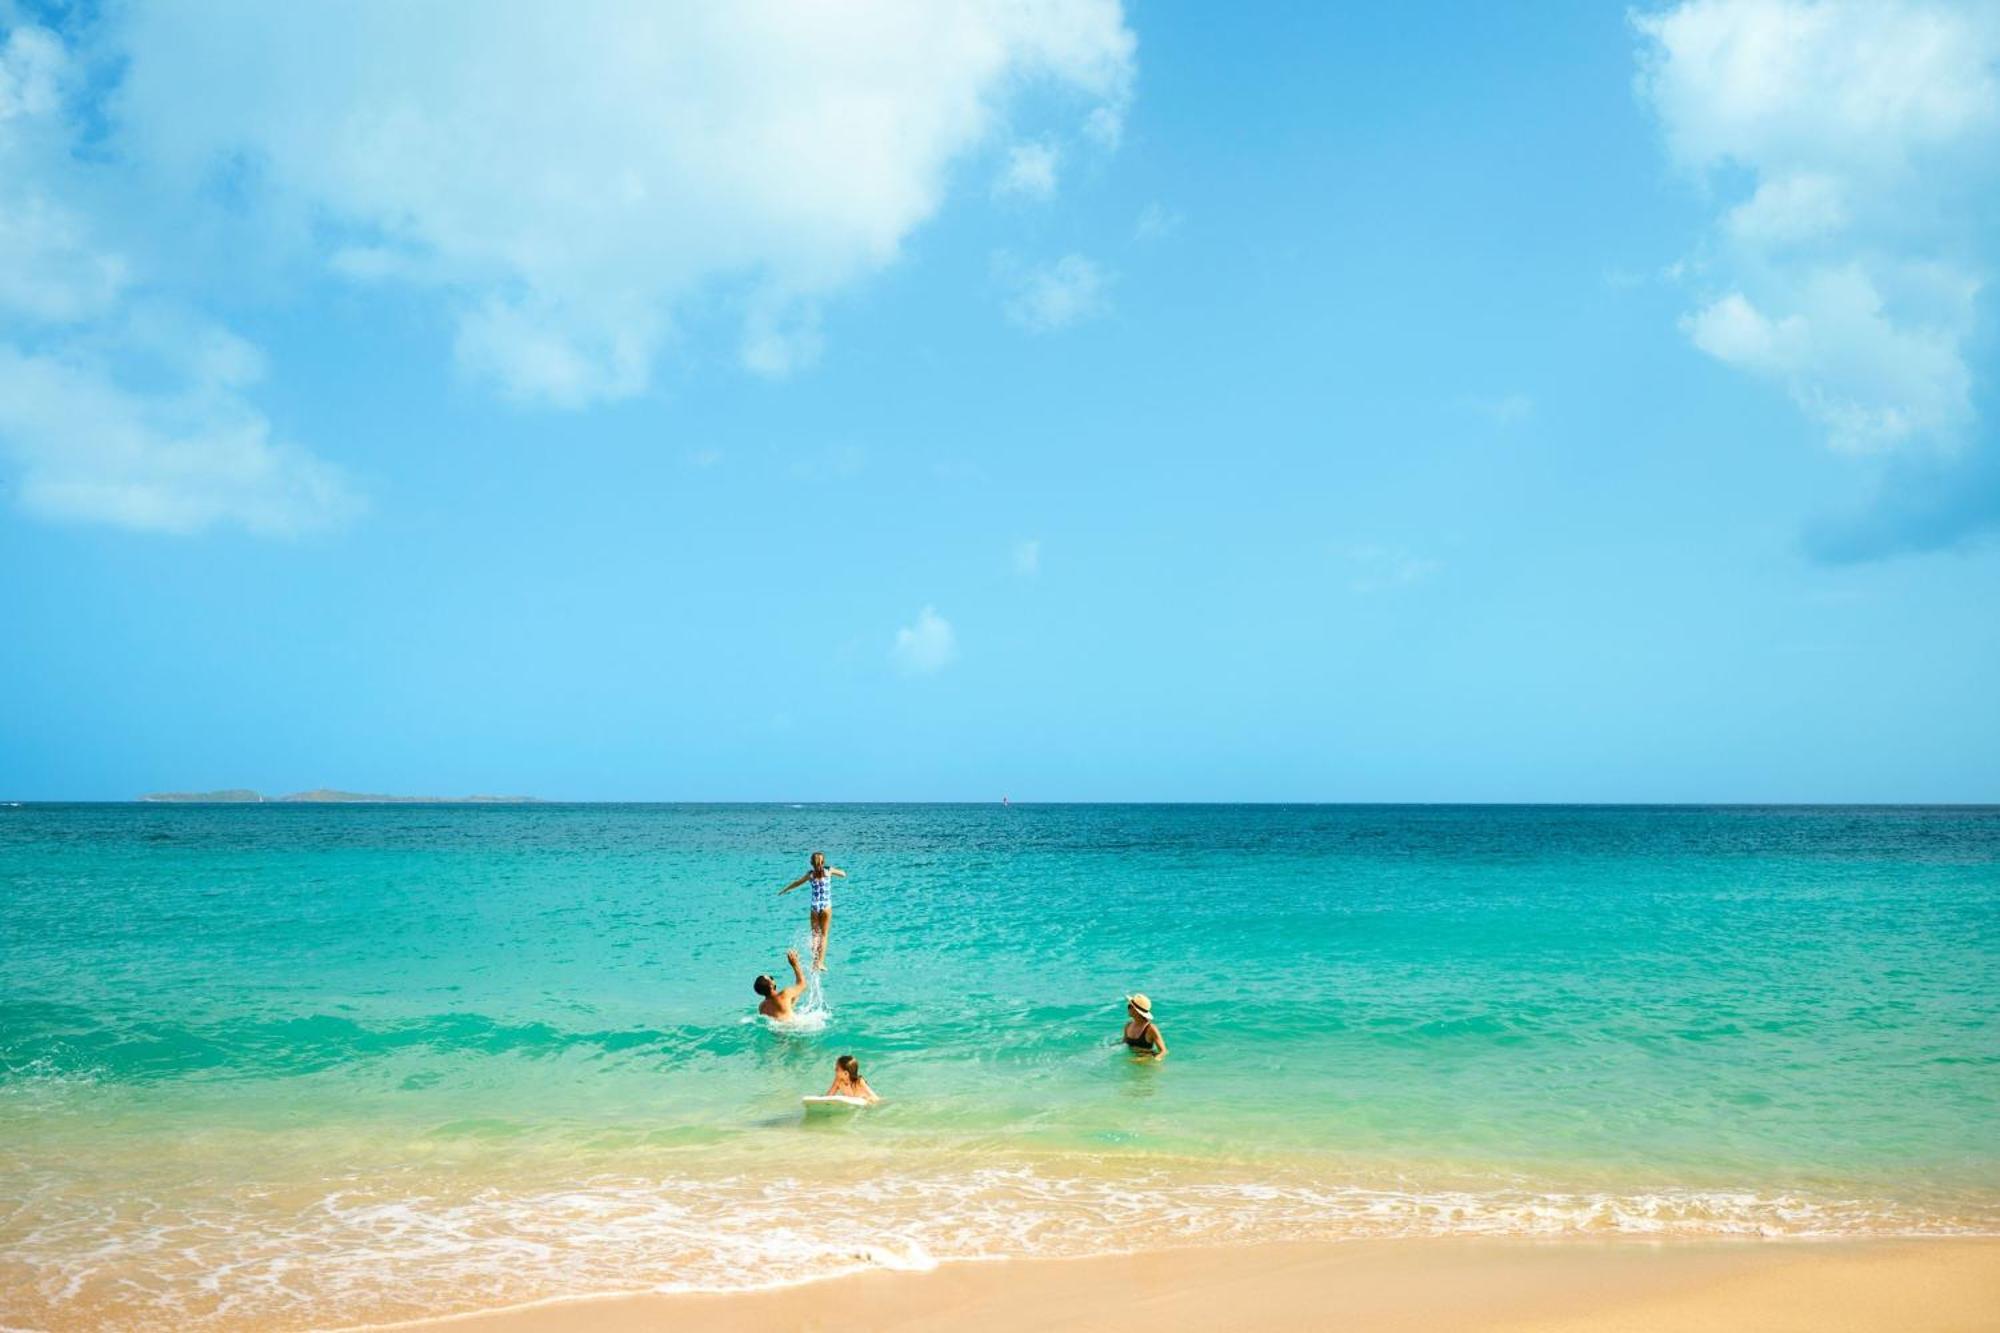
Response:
[0,28,122,326]
[932,458,990,484]
[739,296,825,379]
[785,444,868,483]
[1084,103,1126,150]
[0,24,63,120]
[1471,392,1535,425]
[0,5,1137,535]
[1723,171,1846,245]
[1346,545,1440,594]
[892,605,957,674]
[0,194,127,323]
[994,141,1060,200]
[453,295,654,408]
[1013,537,1040,575]
[0,22,355,538]
[1636,0,1996,176]
[0,344,360,536]
[1635,0,1999,457]
[1684,290,1785,366]
[107,1,1137,406]
[1690,265,1975,453]
[999,253,1111,332]
[1134,201,1182,241]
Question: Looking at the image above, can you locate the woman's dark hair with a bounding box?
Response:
[836,1054,860,1076]
[754,975,775,997]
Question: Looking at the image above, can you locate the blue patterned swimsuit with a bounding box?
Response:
[808,870,832,913]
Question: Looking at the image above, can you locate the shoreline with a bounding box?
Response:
[377,1236,2000,1332]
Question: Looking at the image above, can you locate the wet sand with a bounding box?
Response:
[386,1236,2000,1332]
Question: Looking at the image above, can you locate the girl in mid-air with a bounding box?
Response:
[779,851,846,971]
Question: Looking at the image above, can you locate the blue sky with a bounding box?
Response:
[2,0,1997,802]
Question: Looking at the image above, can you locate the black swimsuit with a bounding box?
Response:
[1123,1025,1156,1050]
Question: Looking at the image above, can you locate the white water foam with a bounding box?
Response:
[780,925,834,1028]
[749,1007,829,1035]
[733,929,833,1034]
[6,1159,1995,1332]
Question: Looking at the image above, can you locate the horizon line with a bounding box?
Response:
[5,799,1998,810]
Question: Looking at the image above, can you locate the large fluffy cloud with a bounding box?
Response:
[110,0,1136,406]
[0,342,358,537]
[1635,0,2000,558]
[0,23,356,537]
[0,4,1134,536]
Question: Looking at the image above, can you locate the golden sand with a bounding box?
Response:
[387,1237,1999,1332]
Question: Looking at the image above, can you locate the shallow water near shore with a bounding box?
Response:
[3,803,1997,1329]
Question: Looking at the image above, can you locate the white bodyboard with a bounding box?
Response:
[802,1095,870,1117]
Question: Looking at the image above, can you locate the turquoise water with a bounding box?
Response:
[3,803,1997,1328]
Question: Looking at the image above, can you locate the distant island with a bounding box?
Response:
[141,790,542,804]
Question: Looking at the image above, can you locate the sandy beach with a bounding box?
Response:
[393,1238,2000,1332]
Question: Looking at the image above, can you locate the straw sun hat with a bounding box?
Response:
[1125,993,1153,1018]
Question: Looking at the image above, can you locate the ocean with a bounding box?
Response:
[3,803,1996,1329]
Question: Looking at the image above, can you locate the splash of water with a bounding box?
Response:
[745,926,833,1033]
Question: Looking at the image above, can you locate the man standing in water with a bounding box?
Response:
[754,950,810,1020]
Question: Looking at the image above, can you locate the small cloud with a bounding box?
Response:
[932,459,989,484]
[892,606,957,675]
[1681,274,1975,457]
[740,295,823,378]
[0,25,65,119]
[786,445,866,483]
[1013,538,1040,575]
[1084,104,1125,151]
[453,296,651,408]
[1134,202,1182,241]
[993,142,1059,201]
[328,245,424,284]
[1470,392,1535,426]
[0,195,128,323]
[1346,544,1440,594]
[1724,172,1847,246]
[0,342,363,538]
[998,253,1110,333]
[685,448,722,468]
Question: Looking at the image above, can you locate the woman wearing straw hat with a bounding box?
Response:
[1121,993,1168,1059]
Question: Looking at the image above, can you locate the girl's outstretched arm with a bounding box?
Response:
[829,867,847,878]
[778,874,809,895]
